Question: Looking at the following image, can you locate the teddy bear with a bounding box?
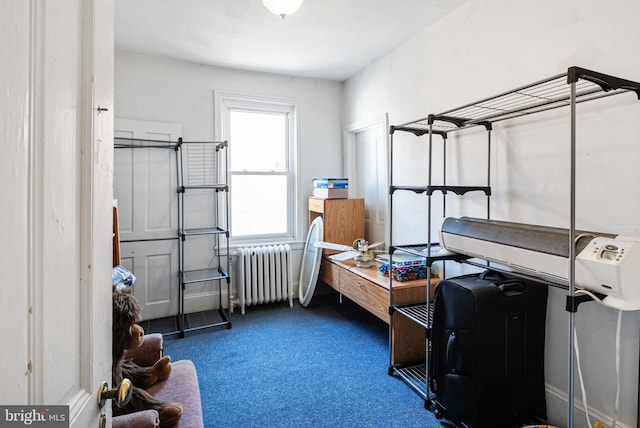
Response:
[112,285,183,427]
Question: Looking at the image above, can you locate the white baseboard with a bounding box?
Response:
[546,384,632,428]
[183,289,229,313]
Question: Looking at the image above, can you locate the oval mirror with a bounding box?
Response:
[299,216,323,307]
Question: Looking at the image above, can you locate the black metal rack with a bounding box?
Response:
[114,137,180,150]
[386,66,640,427]
[176,139,232,336]
[114,136,232,337]
[387,121,491,403]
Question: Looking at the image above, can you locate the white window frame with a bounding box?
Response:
[214,91,298,244]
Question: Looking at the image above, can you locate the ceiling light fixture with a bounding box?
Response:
[262,0,303,19]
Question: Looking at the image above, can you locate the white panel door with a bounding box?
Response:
[0,1,114,427]
[119,240,180,320]
[348,117,389,247]
[114,119,182,320]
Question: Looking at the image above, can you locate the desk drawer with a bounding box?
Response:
[308,197,324,213]
[339,269,388,323]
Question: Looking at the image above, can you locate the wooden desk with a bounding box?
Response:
[319,257,438,364]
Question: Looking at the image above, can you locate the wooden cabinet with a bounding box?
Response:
[308,197,364,251]
[320,257,438,365]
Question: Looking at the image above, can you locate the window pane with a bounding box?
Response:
[230,110,287,172]
[231,175,288,237]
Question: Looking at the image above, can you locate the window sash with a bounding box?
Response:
[218,93,297,242]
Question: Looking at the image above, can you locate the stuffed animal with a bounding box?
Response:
[112,286,183,427]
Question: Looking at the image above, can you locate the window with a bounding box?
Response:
[218,94,296,241]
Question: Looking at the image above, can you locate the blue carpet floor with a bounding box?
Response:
[164,294,446,428]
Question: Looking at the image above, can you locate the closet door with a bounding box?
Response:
[348,116,388,246]
[114,119,181,320]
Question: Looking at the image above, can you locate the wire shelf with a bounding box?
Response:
[392,363,432,400]
[391,66,640,135]
[392,243,469,267]
[181,267,229,284]
[182,141,227,187]
[394,303,433,329]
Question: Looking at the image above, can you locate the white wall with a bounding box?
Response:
[114,52,344,303]
[345,0,640,427]
[115,51,344,238]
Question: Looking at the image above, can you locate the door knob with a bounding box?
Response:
[97,379,132,409]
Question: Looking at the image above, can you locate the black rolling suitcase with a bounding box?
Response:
[429,271,548,428]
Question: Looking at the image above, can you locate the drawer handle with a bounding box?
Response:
[355,282,363,287]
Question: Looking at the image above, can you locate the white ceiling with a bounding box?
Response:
[115,0,467,81]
